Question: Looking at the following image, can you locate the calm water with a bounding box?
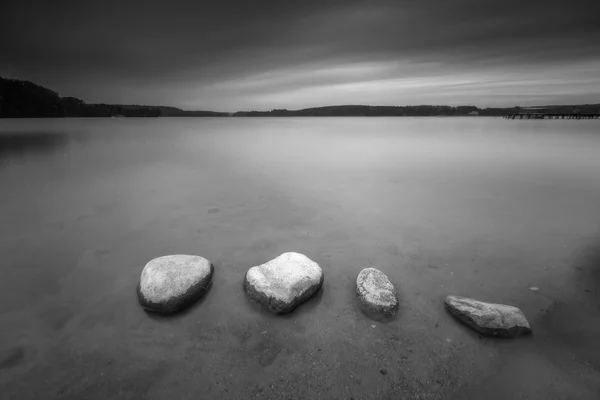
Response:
[1,117,600,399]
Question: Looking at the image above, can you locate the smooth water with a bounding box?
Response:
[1,117,599,399]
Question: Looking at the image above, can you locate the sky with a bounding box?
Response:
[1,0,599,112]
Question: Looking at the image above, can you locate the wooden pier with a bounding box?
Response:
[504,113,600,120]
[504,107,600,120]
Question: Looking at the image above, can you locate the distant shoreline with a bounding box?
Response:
[2,76,599,118]
[0,115,505,119]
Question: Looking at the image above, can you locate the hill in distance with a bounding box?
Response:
[1,76,598,118]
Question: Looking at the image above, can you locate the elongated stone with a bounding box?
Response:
[445,295,532,338]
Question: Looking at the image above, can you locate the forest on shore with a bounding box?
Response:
[1,76,599,118]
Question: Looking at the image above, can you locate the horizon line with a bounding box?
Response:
[2,75,599,114]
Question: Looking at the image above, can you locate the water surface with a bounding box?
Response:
[1,117,599,399]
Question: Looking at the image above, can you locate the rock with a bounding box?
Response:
[444,295,532,338]
[356,268,399,317]
[137,255,213,314]
[244,252,323,314]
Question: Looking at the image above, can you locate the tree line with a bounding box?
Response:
[0,77,163,118]
[233,105,521,117]
[2,76,598,118]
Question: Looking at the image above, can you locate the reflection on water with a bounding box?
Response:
[1,117,600,399]
[0,131,70,166]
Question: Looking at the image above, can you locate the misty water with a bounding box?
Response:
[1,117,600,399]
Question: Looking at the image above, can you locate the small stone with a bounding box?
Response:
[445,295,532,338]
[529,287,539,292]
[371,324,376,329]
[244,252,324,314]
[137,255,213,314]
[356,268,399,318]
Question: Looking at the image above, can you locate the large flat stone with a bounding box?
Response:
[445,295,532,338]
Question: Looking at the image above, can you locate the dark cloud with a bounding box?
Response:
[1,0,598,110]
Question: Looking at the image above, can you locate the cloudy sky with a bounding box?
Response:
[2,0,599,111]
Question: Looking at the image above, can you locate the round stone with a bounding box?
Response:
[137,254,213,314]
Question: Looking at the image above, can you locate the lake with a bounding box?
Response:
[1,117,600,399]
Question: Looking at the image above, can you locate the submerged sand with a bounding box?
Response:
[1,117,600,399]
